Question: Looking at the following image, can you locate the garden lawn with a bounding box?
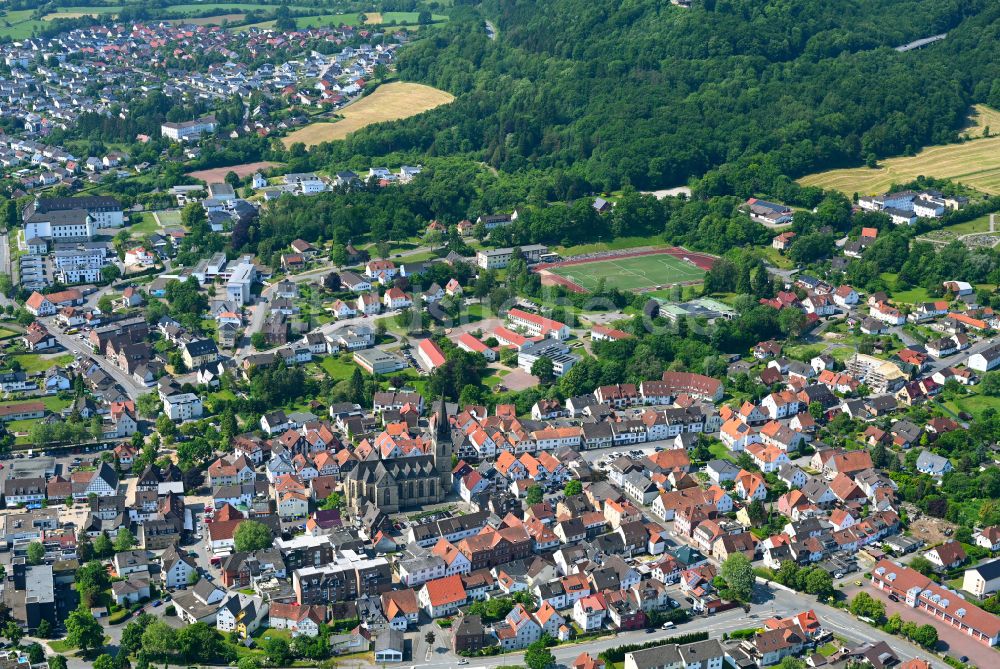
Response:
[209,389,237,403]
[0,395,73,412]
[944,392,1000,419]
[939,213,995,235]
[828,347,855,362]
[890,285,932,304]
[7,419,38,434]
[14,353,74,373]
[47,640,76,654]
[783,344,826,361]
[129,213,161,236]
[708,441,735,462]
[761,246,795,270]
[253,627,292,642]
[817,643,839,657]
[319,354,360,380]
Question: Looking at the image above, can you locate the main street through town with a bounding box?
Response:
[394,584,933,669]
[43,317,151,400]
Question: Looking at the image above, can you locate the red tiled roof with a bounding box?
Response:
[422,574,466,606]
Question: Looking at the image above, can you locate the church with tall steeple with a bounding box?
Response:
[344,396,453,515]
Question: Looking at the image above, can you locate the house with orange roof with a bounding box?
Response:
[496,450,527,479]
[908,300,950,322]
[365,259,397,283]
[829,508,856,532]
[495,604,542,650]
[418,574,468,618]
[647,449,692,472]
[720,418,760,452]
[736,401,768,424]
[25,292,56,317]
[591,324,632,342]
[383,286,413,310]
[651,488,713,521]
[735,470,767,501]
[573,593,607,632]
[506,308,570,340]
[759,420,808,452]
[459,471,490,503]
[772,231,796,251]
[456,332,497,361]
[357,291,381,315]
[494,404,516,418]
[746,443,791,473]
[829,473,866,504]
[573,652,605,669]
[432,538,473,576]
[817,369,858,393]
[604,498,642,528]
[871,301,905,325]
[762,390,800,419]
[833,285,859,308]
[533,600,565,636]
[493,326,541,350]
[382,589,420,630]
[776,490,813,519]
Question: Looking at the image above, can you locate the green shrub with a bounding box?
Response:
[599,632,709,663]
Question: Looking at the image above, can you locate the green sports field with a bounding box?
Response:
[547,253,706,292]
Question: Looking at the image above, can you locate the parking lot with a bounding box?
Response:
[585,443,665,468]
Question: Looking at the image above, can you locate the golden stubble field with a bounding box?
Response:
[799,104,1000,196]
[282,82,454,147]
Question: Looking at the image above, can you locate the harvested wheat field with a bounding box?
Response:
[364,12,384,23]
[800,105,1000,196]
[961,104,1000,139]
[187,161,278,183]
[282,82,454,147]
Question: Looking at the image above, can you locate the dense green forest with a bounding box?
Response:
[300,0,1000,197]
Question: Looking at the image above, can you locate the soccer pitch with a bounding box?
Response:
[548,253,706,292]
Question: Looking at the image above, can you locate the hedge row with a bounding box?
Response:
[598,631,710,663]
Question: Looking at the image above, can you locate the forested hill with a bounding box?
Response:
[308,0,1000,196]
[494,0,972,63]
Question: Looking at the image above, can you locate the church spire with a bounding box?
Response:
[436,395,450,442]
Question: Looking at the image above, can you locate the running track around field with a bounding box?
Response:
[533,247,717,293]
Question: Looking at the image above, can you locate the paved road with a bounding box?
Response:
[410,584,935,669]
[44,317,151,400]
[238,243,442,355]
[0,232,11,288]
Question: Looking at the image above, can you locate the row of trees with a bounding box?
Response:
[849,592,938,648]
